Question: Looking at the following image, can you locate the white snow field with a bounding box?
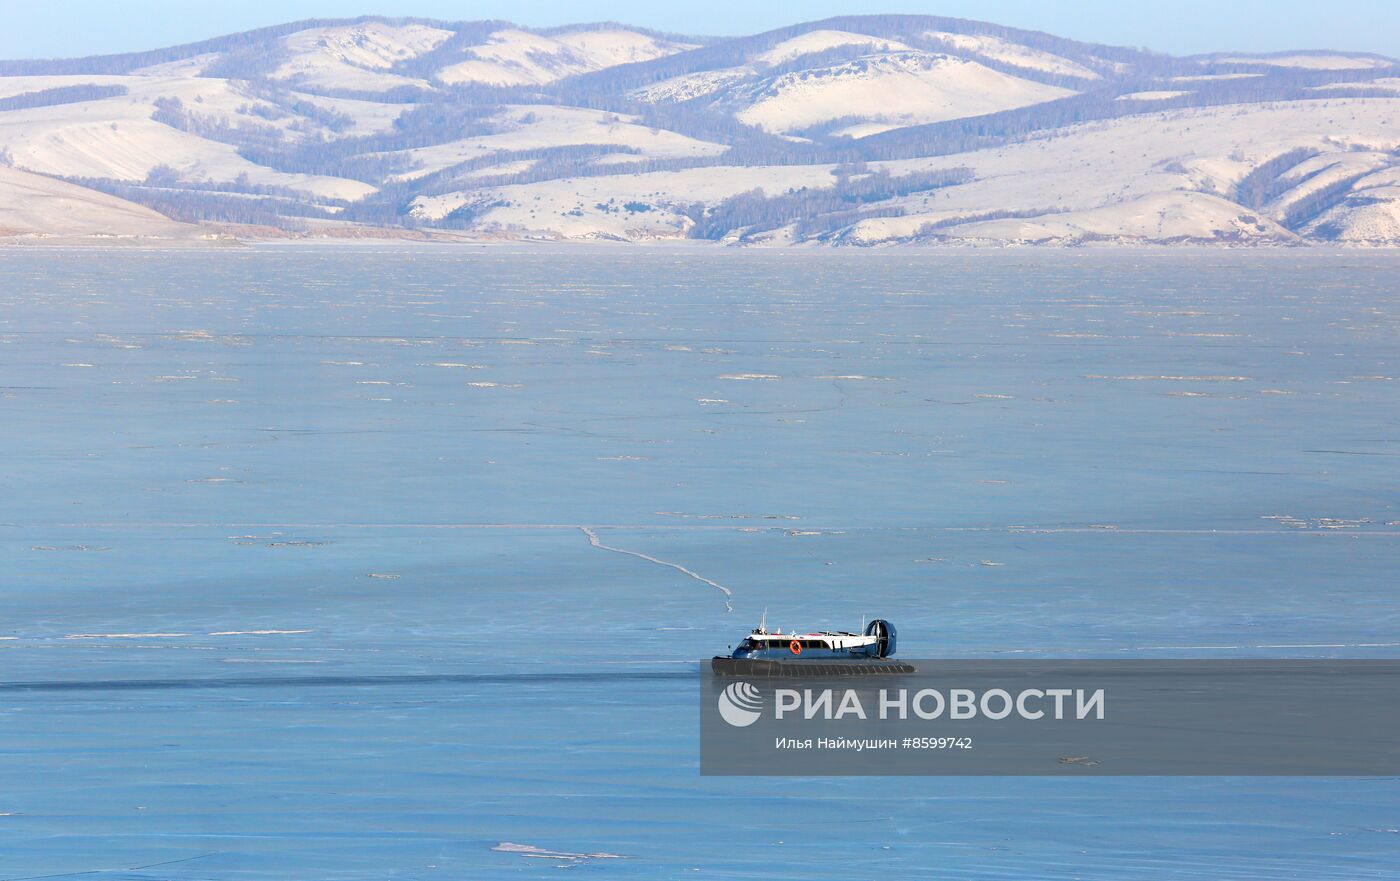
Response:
[732,52,1076,135]
[924,30,1101,79]
[752,29,915,66]
[384,105,727,182]
[0,165,204,239]
[436,28,694,86]
[273,23,454,92]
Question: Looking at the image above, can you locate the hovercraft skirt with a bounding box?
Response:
[711,658,916,677]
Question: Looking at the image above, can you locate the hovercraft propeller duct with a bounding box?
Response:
[864,619,896,658]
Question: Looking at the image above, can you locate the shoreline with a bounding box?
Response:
[4,235,1399,255]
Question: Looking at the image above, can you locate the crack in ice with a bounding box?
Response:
[580,527,733,612]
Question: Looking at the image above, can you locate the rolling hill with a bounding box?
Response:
[0,14,1397,245]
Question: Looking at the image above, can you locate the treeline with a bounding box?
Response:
[1281,172,1373,231]
[852,65,1398,163]
[0,18,361,75]
[152,97,287,154]
[915,33,1104,87]
[283,84,436,104]
[1231,147,1387,231]
[135,165,350,201]
[241,85,357,132]
[1232,147,1320,209]
[436,197,511,228]
[234,101,505,183]
[564,13,1159,100]
[554,55,1400,174]
[915,207,1050,236]
[0,83,127,111]
[683,166,972,239]
[387,21,509,78]
[151,93,359,154]
[414,143,642,194]
[202,43,291,80]
[67,176,338,229]
[0,15,486,76]
[345,143,640,225]
[239,137,415,183]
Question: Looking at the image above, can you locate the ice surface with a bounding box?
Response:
[1,247,1398,878]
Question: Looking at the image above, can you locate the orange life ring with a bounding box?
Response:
[789,639,802,655]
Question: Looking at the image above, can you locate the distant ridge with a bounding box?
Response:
[0,14,1396,245]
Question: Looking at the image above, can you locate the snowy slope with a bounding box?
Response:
[753,30,913,66]
[628,31,916,105]
[273,23,453,92]
[845,98,1400,245]
[0,75,376,199]
[1311,77,1400,94]
[930,192,1294,244]
[386,105,726,182]
[733,52,1075,134]
[1300,166,1400,243]
[1265,151,1394,222]
[436,28,693,86]
[924,31,1100,79]
[409,97,1400,245]
[553,29,696,68]
[0,165,203,239]
[409,162,835,237]
[631,68,752,103]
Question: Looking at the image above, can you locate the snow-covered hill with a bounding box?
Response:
[273,22,453,92]
[730,52,1075,136]
[0,14,1397,246]
[436,28,694,86]
[0,164,211,240]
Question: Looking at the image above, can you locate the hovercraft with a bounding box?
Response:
[711,614,913,676]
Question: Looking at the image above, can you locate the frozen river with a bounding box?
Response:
[1,247,1397,877]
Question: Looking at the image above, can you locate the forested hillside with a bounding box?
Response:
[1,15,1397,244]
